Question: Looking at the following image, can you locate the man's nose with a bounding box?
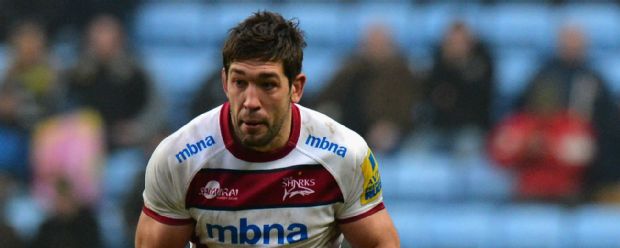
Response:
[243,84,261,111]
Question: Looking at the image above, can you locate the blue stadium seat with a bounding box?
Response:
[379,156,405,202]
[139,46,219,127]
[571,205,620,248]
[430,203,496,248]
[592,54,620,96]
[480,4,557,50]
[274,3,345,47]
[4,193,46,240]
[384,152,463,201]
[493,48,543,117]
[301,47,346,98]
[342,2,414,49]
[133,2,217,46]
[390,202,620,248]
[140,46,218,95]
[460,155,515,201]
[101,149,145,204]
[492,204,568,248]
[389,203,496,248]
[559,3,620,50]
[98,149,147,248]
[386,202,434,247]
[212,2,276,42]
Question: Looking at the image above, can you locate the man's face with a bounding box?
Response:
[222,60,304,152]
[88,16,123,60]
[559,26,586,63]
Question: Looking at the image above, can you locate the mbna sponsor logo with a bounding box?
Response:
[305,134,347,158]
[206,218,308,245]
[175,136,216,163]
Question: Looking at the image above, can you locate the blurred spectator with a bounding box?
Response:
[421,21,495,153]
[0,20,59,182]
[31,110,105,210]
[30,177,102,248]
[65,14,152,151]
[190,70,227,118]
[489,25,620,203]
[313,23,423,154]
[1,20,60,129]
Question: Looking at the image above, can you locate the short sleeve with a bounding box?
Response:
[336,148,385,224]
[142,143,194,225]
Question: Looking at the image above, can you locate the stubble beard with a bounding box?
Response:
[234,104,290,150]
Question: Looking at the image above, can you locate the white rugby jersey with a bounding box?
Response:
[142,102,384,248]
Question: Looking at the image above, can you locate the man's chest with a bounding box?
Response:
[184,164,344,246]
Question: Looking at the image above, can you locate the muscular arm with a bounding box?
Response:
[135,211,194,248]
[339,209,400,248]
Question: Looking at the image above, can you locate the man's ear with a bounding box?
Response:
[290,73,306,103]
[221,68,228,97]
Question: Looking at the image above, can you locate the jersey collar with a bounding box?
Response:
[220,102,301,162]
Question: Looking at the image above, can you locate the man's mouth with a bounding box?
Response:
[240,120,266,131]
[242,119,263,125]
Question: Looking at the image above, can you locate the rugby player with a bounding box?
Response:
[135,11,399,248]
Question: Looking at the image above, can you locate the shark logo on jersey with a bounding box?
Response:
[282,176,316,201]
[360,149,382,205]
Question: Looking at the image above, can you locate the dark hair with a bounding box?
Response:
[222,11,306,84]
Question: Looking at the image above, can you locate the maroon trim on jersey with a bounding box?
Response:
[142,206,194,226]
[220,102,301,162]
[336,203,386,224]
[185,164,344,210]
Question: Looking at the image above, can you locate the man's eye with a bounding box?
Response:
[234,80,247,87]
[261,82,277,90]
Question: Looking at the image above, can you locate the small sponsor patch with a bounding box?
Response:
[360,149,382,205]
[199,180,239,201]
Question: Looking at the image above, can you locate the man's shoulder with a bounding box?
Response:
[297,105,368,160]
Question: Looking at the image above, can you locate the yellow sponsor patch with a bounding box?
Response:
[360,149,382,205]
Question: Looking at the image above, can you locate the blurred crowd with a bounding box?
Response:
[2,1,620,248]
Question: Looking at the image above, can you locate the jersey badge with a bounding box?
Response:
[360,149,382,205]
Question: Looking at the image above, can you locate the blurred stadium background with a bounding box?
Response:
[1,1,620,248]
